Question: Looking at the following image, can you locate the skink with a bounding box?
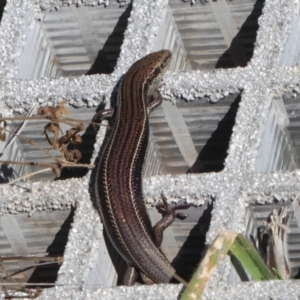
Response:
[95,50,185,285]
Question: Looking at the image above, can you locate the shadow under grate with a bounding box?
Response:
[0,208,74,289]
[247,202,300,279]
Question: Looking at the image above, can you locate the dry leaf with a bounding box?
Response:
[0,131,6,142]
[0,117,7,142]
[53,164,62,177]
[38,101,70,119]
[65,149,82,163]
[43,122,60,149]
[54,101,70,118]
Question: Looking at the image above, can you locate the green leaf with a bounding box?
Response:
[229,233,275,281]
[180,231,277,300]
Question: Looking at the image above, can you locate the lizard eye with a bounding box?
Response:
[160,59,170,71]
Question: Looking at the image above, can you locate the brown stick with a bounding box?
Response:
[0,116,108,128]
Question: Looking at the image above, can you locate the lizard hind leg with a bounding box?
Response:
[123,265,155,285]
[152,194,190,286]
[153,193,191,247]
[123,265,139,286]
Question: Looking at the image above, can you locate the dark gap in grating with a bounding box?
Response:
[59,102,110,181]
[189,94,241,173]
[171,201,213,282]
[283,93,300,168]
[250,202,300,279]
[0,164,14,184]
[215,0,265,69]
[85,2,132,76]
[0,0,5,22]
[26,208,74,286]
[57,109,102,180]
[0,209,74,296]
[1,109,100,182]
